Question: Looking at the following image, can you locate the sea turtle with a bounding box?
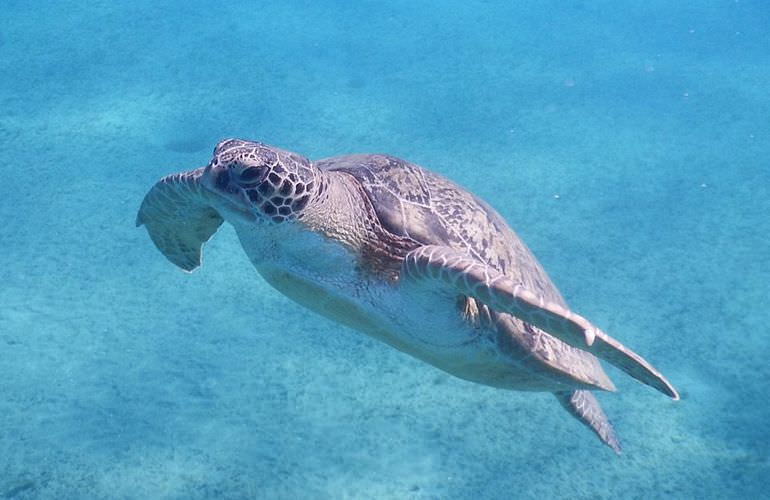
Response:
[137,138,679,453]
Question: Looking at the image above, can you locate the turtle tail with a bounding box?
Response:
[136,167,223,272]
[554,390,622,454]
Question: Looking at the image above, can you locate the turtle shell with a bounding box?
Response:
[315,153,614,391]
[317,153,560,303]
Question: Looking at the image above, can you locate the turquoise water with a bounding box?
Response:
[1,0,768,498]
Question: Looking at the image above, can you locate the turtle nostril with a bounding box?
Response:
[215,169,231,190]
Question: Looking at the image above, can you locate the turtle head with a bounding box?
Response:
[203,139,320,224]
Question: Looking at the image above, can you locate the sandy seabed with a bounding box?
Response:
[1,1,768,498]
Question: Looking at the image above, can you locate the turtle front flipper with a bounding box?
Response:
[136,167,223,272]
[402,245,680,400]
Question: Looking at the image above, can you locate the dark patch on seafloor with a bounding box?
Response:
[164,136,209,153]
[3,478,36,499]
[347,77,366,89]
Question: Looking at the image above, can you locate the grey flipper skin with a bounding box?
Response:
[555,390,622,454]
[136,167,223,272]
[402,245,680,400]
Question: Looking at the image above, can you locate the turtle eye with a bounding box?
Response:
[239,166,267,184]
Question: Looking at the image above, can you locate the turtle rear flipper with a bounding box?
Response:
[402,245,680,400]
[136,167,223,272]
[555,390,622,454]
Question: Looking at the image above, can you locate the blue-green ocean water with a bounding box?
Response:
[1,1,768,498]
